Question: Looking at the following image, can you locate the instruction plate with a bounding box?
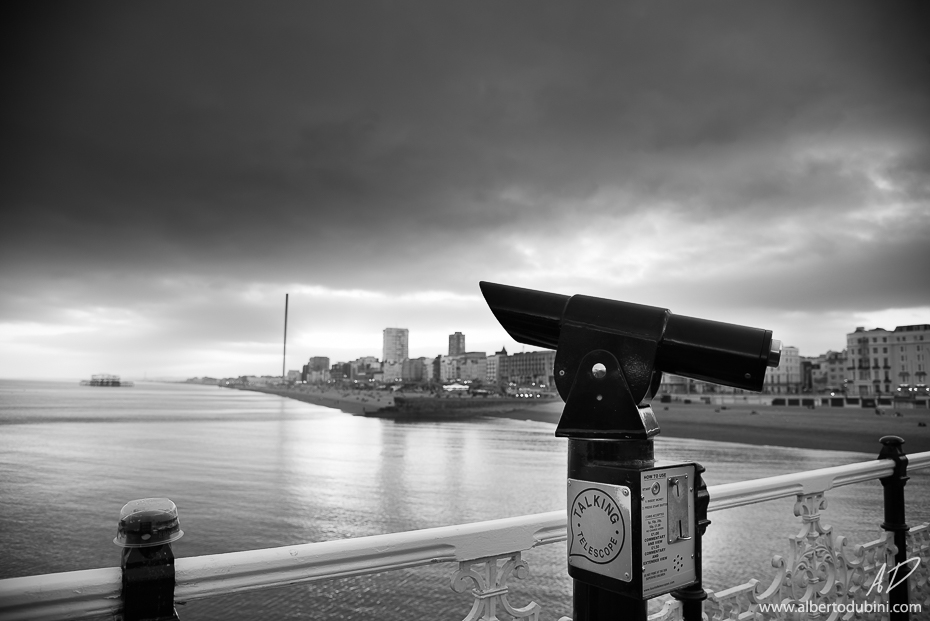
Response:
[640,465,697,598]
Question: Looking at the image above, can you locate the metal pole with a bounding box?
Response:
[573,581,646,621]
[282,293,289,382]
[878,435,909,621]
[569,438,652,621]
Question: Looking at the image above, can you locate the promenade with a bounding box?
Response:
[488,400,930,454]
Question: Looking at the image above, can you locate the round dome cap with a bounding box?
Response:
[113,498,184,548]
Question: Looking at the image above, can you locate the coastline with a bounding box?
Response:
[237,386,395,415]
[237,386,930,455]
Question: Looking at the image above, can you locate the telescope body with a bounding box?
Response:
[479,281,780,396]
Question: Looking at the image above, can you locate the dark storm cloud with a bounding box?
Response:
[1,2,929,375]
[4,2,928,284]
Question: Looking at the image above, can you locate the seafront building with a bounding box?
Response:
[847,324,930,396]
[302,356,330,383]
[800,350,849,394]
[439,352,487,382]
[763,346,801,394]
[485,347,508,385]
[382,360,403,382]
[823,350,849,391]
[801,356,825,393]
[401,357,432,382]
[349,356,380,381]
[503,350,557,387]
[277,321,926,403]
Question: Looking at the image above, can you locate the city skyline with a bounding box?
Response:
[2,3,929,379]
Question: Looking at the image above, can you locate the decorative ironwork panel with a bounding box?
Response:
[909,523,930,613]
[701,491,902,620]
[647,597,684,621]
[451,552,541,621]
[704,581,760,620]
[509,501,926,621]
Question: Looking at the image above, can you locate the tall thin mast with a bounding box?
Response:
[282,293,289,381]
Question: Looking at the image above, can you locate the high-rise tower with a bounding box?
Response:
[383,328,409,363]
[448,331,466,356]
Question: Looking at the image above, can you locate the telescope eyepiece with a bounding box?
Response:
[768,339,783,368]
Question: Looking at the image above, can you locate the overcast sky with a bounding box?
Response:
[2,2,929,380]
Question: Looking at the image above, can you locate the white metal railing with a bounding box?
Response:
[1,451,929,621]
[707,452,930,512]
[0,512,566,621]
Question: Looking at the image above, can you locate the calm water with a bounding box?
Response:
[1,380,928,620]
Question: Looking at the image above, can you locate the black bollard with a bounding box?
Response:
[878,436,910,621]
[114,498,184,621]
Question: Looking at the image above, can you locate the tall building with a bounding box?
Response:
[448,332,466,356]
[383,328,409,363]
[847,324,930,396]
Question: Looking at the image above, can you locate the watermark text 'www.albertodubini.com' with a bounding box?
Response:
[757,557,922,616]
[757,602,922,615]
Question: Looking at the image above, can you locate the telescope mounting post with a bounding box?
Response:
[550,301,702,621]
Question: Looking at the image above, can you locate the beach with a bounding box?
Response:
[488,400,930,455]
[247,384,930,455]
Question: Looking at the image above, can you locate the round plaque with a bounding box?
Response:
[569,487,626,564]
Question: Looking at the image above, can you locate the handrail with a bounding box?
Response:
[0,567,120,621]
[707,449,930,512]
[175,511,565,602]
[2,451,928,621]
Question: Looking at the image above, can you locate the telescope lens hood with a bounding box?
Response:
[479,281,569,349]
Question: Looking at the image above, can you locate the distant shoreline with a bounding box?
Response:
[248,386,930,455]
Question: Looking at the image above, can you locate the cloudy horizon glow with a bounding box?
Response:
[2,2,928,379]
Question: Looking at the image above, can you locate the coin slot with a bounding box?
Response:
[667,476,691,544]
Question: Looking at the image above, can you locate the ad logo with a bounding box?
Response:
[569,487,626,564]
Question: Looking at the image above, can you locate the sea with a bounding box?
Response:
[1,379,928,620]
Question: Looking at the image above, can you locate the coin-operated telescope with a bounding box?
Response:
[480,282,781,621]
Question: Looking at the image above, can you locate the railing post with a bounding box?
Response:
[878,436,910,621]
[114,498,184,621]
[671,463,709,621]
